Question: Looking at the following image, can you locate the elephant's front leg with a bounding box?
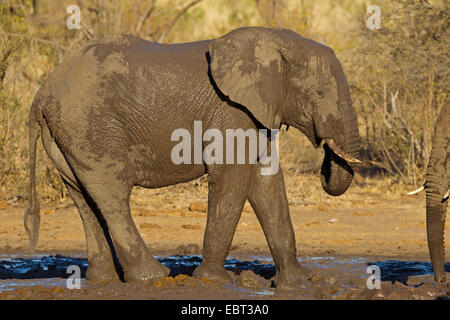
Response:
[248,166,315,288]
[193,166,252,282]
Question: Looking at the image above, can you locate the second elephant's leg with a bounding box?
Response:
[248,166,314,288]
[193,167,251,282]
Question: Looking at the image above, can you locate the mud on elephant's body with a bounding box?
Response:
[425,102,449,283]
[24,27,361,287]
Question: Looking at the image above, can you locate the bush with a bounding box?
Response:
[342,0,449,184]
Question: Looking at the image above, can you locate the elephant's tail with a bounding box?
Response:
[24,106,41,253]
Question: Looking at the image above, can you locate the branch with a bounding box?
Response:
[389,90,422,154]
[381,140,406,178]
[254,0,266,22]
[136,0,158,33]
[158,0,203,43]
[382,82,392,128]
[0,32,70,51]
[81,25,94,40]
[365,160,395,175]
[0,37,22,90]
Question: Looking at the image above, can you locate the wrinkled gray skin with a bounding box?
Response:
[425,102,449,283]
[24,27,361,287]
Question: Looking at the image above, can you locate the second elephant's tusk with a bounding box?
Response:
[407,185,424,196]
[324,138,362,164]
[406,185,449,201]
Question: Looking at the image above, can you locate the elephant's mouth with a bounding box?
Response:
[310,122,322,148]
[310,130,361,167]
[312,130,361,165]
[303,122,362,196]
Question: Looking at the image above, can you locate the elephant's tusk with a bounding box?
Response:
[324,138,362,164]
[407,185,425,196]
[406,185,448,201]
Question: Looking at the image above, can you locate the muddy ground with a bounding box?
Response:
[0,177,449,299]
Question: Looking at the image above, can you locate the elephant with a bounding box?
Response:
[408,102,449,282]
[24,27,361,287]
[425,102,449,282]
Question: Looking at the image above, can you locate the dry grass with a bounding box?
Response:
[0,0,447,202]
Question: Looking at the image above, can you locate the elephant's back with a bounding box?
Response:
[38,33,210,120]
[34,34,217,177]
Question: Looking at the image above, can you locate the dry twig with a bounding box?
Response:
[158,0,203,43]
[136,0,158,34]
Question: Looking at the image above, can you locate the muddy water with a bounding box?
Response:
[0,254,448,299]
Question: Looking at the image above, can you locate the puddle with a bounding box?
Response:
[368,260,450,284]
[0,255,88,280]
[0,254,448,294]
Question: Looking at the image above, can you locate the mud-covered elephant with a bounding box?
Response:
[425,102,449,282]
[24,27,361,287]
[408,102,449,282]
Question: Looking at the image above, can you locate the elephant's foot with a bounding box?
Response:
[193,263,233,283]
[123,259,170,282]
[86,253,121,282]
[86,263,120,282]
[275,263,322,289]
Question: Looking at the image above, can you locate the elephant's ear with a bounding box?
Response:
[209,28,286,129]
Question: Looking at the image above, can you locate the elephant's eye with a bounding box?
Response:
[316,90,325,98]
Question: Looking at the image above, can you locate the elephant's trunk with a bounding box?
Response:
[319,76,361,197]
[425,184,447,282]
[425,102,449,282]
[320,144,355,196]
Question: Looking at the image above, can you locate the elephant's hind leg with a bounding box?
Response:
[73,173,169,282]
[40,126,120,281]
[63,182,121,281]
